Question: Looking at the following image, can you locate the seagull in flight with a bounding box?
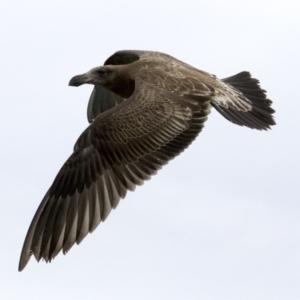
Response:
[19,50,275,271]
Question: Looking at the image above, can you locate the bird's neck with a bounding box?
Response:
[105,65,135,98]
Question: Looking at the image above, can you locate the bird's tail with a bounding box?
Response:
[212,72,275,130]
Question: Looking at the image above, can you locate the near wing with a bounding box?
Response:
[19,79,210,271]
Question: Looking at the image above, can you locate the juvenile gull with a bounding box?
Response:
[19,50,275,271]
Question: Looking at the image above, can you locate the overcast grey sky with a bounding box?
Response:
[1,0,300,299]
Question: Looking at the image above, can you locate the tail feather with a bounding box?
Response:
[212,72,275,130]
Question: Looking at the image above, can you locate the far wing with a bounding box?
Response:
[104,50,172,65]
[87,86,125,122]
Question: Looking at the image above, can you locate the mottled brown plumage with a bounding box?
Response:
[19,50,275,271]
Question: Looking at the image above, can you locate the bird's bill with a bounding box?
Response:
[69,73,92,87]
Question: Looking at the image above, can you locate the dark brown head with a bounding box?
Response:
[68,66,118,87]
[69,65,134,98]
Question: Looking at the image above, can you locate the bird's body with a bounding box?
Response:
[19,50,275,271]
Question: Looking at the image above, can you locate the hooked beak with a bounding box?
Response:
[68,73,92,87]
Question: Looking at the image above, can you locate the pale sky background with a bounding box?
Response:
[1,1,300,299]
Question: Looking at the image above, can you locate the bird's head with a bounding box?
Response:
[69,66,116,87]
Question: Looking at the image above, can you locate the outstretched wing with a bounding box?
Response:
[19,79,210,271]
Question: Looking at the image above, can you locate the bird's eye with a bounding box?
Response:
[97,69,106,75]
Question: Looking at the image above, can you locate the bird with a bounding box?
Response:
[18,50,275,271]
